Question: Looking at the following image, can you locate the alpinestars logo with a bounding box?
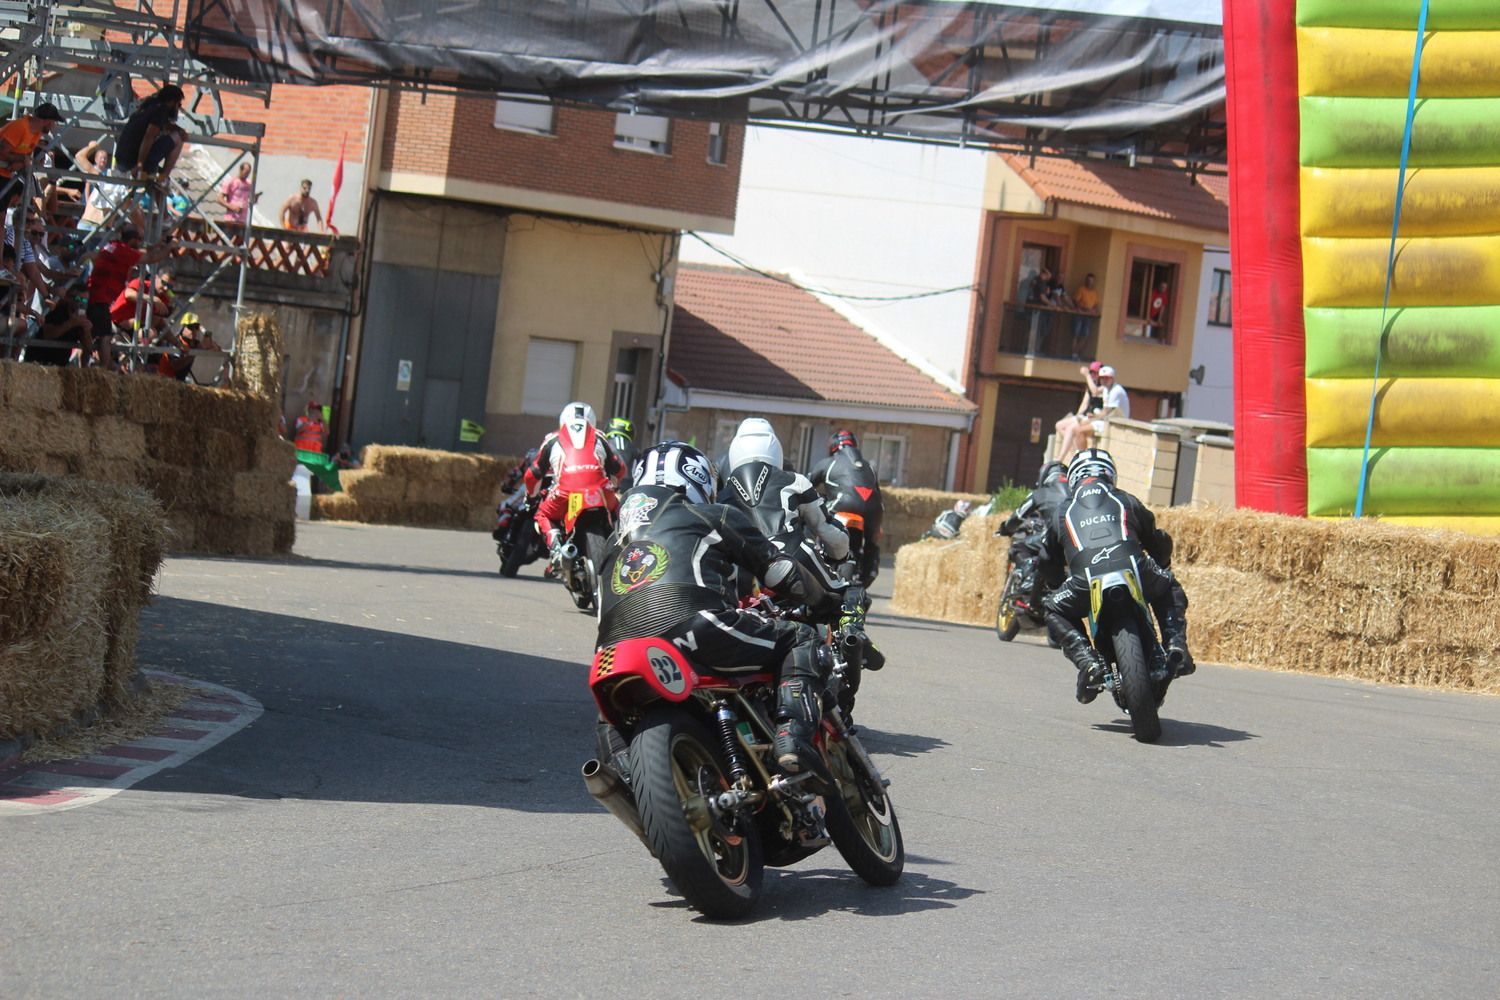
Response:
[1090,544,1123,565]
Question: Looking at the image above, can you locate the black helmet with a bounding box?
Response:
[828,429,858,454]
[631,441,717,504]
[1066,448,1116,491]
[1037,461,1067,488]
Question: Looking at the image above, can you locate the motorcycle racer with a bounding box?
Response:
[597,441,831,774]
[808,430,884,587]
[996,460,1070,613]
[525,402,625,562]
[1041,448,1194,704]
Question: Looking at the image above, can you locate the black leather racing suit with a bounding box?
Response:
[997,475,1070,606]
[597,485,823,681]
[808,446,884,587]
[1040,477,1189,670]
[720,460,849,619]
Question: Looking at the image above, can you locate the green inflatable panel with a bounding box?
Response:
[1301,97,1500,168]
[1306,447,1500,516]
[1305,306,1500,377]
[1297,0,1500,30]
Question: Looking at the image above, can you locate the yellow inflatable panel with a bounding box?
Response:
[1305,377,1498,447]
[1303,235,1500,308]
[1315,515,1500,537]
[1301,167,1500,238]
[1298,27,1500,98]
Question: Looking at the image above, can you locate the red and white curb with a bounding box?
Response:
[0,672,262,816]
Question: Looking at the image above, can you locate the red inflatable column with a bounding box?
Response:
[1223,0,1306,514]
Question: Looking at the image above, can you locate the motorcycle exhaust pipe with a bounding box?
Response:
[560,541,579,562]
[581,758,649,848]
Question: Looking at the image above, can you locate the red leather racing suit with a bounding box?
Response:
[525,426,624,539]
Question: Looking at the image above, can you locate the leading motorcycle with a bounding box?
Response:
[582,603,903,919]
[554,486,616,611]
[494,493,545,578]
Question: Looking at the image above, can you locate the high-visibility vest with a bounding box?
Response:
[294,416,326,453]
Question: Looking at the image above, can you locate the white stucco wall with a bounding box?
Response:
[1183,247,1234,425]
[678,126,989,382]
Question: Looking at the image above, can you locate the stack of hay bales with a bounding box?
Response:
[234,311,284,399]
[313,446,520,530]
[881,487,992,551]
[0,474,165,747]
[891,504,1500,694]
[0,361,296,557]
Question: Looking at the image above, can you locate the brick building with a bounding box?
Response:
[190,74,744,455]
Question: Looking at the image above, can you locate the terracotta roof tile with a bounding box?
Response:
[670,266,974,415]
[1002,153,1229,234]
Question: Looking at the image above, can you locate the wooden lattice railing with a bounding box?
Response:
[170,220,339,278]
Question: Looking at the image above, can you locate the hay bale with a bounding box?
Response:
[0,495,109,739]
[0,410,45,466]
[364,445,458,481]
[195,428,252,473]
[57,366,122,416]
[253,435,298,479]
[231,472,296,520]
[91,416,147,462]
[343,468,407,505]
[1320,519,1449,594]
[34,410,91,458]
[272,518,295,553]
[883,487,991,552]
[195,515,276,557]
[3,360,63,411]
[235,312,284,400]
[139,461,199,512]
[165,512,196,551]
[0,531,70,645]
[1445,534,1500,597]
[313,493,363,522]
[74,455,141,486]
[120,373,181,425]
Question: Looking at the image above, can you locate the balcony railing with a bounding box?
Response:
[172,222,342,278]
[998,302,1099,362]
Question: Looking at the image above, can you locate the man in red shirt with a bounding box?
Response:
[85,226,168,368]
[1147,280,1171,337]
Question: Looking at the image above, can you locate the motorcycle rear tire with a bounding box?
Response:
[630,709,764,919]
[995,569,1022,642]
[499,541,526,578]
[1111,618,1162,743]
[823,734,904,886]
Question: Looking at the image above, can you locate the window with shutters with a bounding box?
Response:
[521,338,577,415]
[614,113,670,155]
[493,95,554,136]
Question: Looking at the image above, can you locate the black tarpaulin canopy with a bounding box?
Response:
[184,0,1226,164]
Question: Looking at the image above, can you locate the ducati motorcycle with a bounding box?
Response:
[581,602,904,919]
[1081,559,1173,743]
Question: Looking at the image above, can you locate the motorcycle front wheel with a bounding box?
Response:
[995,567,1022,642]
[1111,617,1162,743]
[823,733,904,886]
[630,709,764,919]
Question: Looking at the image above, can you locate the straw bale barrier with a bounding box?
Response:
[234,312,283,399]
[313,445,519,531]
[891,506,1500,693]
[0,474,166,746]
[0,360,295,557]
[881,487,992,551]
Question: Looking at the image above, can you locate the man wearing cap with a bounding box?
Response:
[0,102,63,203]
[291,400,343,492]
[1055,362,1105,462]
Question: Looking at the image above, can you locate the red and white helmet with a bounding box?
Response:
[559,401,597,448]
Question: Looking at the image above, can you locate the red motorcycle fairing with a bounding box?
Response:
[564,485,618,533]
[590,637,774,726]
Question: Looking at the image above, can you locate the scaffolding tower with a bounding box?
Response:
[0,0,268,372]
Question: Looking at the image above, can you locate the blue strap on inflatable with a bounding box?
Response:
[1355,0,1429,519]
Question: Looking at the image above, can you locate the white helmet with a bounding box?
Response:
[1066,448,1117,491]
[726,417,782,471]
[559,401,596,449]
[631,441,717,504]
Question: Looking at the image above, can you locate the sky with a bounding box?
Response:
[679,126,992,382]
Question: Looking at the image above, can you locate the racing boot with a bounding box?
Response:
[773,677,822,774]
[1048,613,1105,704]
[1161,609,1195,676]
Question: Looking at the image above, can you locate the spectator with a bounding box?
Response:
[168,177,194,218]
[1147,279,1171,337]
[154,318,197,380]
[1026,266,1056,307]
[114,85,187,187]
[1070,272,1100,360]
[28,294,93,367]
[292,399,329,454]
[0,102,63,203]
[334,443,361,470]
[1055,362,1105,461]
[1049,272,1075,311]
[217,161,258,226]
[110,267,174,331]
[76,139,144,239]
[1065,364,1130,459]
[85,225,169,368]
[280,179,323,231]
[6,205,72,306]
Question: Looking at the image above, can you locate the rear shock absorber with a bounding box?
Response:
[713,702,748,782]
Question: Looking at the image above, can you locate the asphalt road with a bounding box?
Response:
[4,522,1498,998]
